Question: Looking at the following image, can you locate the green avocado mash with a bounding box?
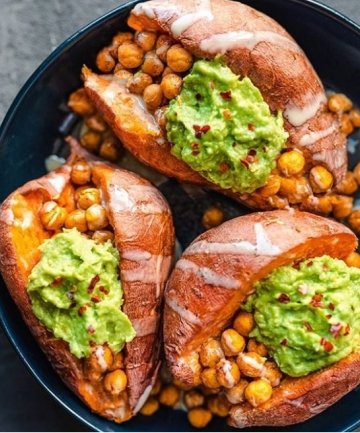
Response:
[244,256,360,377]
[27,228,136,358]
[165,58,288,193]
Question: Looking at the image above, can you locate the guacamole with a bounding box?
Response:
[244,256,360,377]
[27,228,136,358]
[165,58,288,193]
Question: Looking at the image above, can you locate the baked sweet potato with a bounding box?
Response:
[163,209,360,427]
[81,0,347,215]
[0,138,175,423]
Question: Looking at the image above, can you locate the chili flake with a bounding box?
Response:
[219,162,229,174]
[310,293,324,308]
[278,293,290,303]
[51,276,63,287]
[78,305,87,316]
[91,295,102,303]
[248,123,255,131]
[88,275,100,293]
[330,323,343,339]
[220,90,232,100]
[99,286,109,295]
[196,93,202,101]
[328,303,335,311]
[280,338,288,346]
[240,159,250,169]
[191,142,199,149]
[192,150,200,156]
[345,324,351,335]
[88,325,95,334]
[303,321,313,332]
[320,337,334,352]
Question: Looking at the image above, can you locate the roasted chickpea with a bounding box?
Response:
[104,369,127,395]
[338,171,358,195]
[126,72,153,95]
[244,378,273,407]
[200,367,221,389]
[162,65,175,77]
[328,93,353,113]
[160,73,183,100]
[354,162,360,184]
[83,345,114,381]
[154,105,168,131]
[92,229,114,244]
[257,173,281,197]
[113,69,133,81]
[85,114,108,133]
[143,84,164,110]
[187,408,213,429]
[277,150,305,177]
[184,389,205,409]
[65,209,88,232]
[80,131,102,153]
[341,113,355,136]
[156,34,173,62]
[150,378,162,395]
[77,187,101,210]
[140,397,160,415]
[316,194,333,214]
[71,158,92,185]
[207,394,230,417]
[236,352,266,378]
[202,206,224,230]
[216,359,240,389]
[263,361,282,387]
[344,251,360,268]
[166,44,193,72]
[233,311,255,337]
[109,352,124,371]
[308,166,334,193]
[141,51,164,77]
[247,338,268,357]
[331,195,354,220]
[220,329,246,357]
[225,379,249,404]
[39,201,67,231]
[113,62,127,73]
[108,32,134,58]
[279,176,311,204]
[348,209,360,233]
[158,384,180,407]
[118,41,144,69]
[86,204,109,231]
[350,108,360,127]
[57,183,76,214]
[172,377,194,391]
[134,30,157,52]
[199,338,224,368]
[99,136,123,162]
[96,47,116,73]
[67,88,95,116]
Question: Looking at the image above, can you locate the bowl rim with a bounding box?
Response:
[1,0,360,431]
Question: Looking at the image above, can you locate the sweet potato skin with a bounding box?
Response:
[0,140,175,422]
[163,209,360,426]
[83,0,347,212]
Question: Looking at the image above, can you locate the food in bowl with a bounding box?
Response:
[164,209,360,427]
[0,139,175,423]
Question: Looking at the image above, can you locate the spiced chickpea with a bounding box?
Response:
[85,114,108,133]
[350,108,360,127]
[199,338,224,368]
[344,251,360,268]
[216,359,240,389]
[257,173,281,197]
[156,34,173,62]
[96,47,116,73]
[187,408,213,429]
[354,161,360,184]
[86,204,109,231]
[245,379,273,407]
[233,311,255,337]
[109,352,124,371]
[141,51,164,77]
[172,377,194,391]
[183,389,205,409]
[309,166,334,193]
[348,209,360,233]
[67,88,95,116]
[57,183,76,214]
[331,195,354,220]
[118,41,144,69]
[263,361,282,387]
[202,206,224,230]
[80,130,102,154]
[247,338,268,357]
[154,105,168,131]
[104,369,127,395]
[237,352,266,377]
[134,30,157,52]
[316,195,333,214]
[162,65,175,77]
[206,394,230,417]
[92,230,114,244]
[65,209,88,232]
[279,176,311,204]
[200,367,221,389]
[83,345,113,378]
[112,31,133,46]
[338,171,358,195]
[277,150,305,177]
[158,384,180,407]
[39,201,67,231]
[140,397,159,416]
[77,188,101,210]
[99,136,123,162]
[341,113,355,136]
[150,378,162,395]
[220,328,246,356]
[143,84,164,110]
[160,73,183,100]
[71,158,92,185]
[328,93,353,113]
[166,44,193,72]
[225,378,249,404]
[126,72,153,95]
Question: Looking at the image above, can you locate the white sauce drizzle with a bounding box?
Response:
[284,92,327,127]
[166,297,202,325]
[171,0,213,37]
[176,258,239,289]
[222,360,236,388]
[185,223,281,256]
[299,124,337,146]
[285,396,305,407]
[94,346,108,371]
[134,385,153,413]
[46,173,66,195]
[131,315,158,337]
[312,147,346,169]
[238,354,266,374]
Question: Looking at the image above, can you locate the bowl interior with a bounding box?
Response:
[1,0,360,431]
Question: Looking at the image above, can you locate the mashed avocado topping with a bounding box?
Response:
[244,256,360,377]
[27,228,136,358]
[165,58,288,193]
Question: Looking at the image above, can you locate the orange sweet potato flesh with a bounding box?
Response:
[0,139,175,422]
[163,209,360,427]
[82,0,347,212]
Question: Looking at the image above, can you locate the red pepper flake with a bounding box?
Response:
[201,125,211,134]
[304,321,313,332]
[99,286,109,295]
[88,325,95,334]
[328,303,335,311]
[193,124,202,139]
[245,155,258,164]
[345,323,351,335]
[232,142,237,147]
[307,261,314,267]
[310,293,324,308]
[51,277,63,287]
[220,90,232,100]
[91,295,102,303]
[219,162,229,174]
[89,340,97,347]
[278,293,290,303]
[78,305,87,316]
[196,93,202,101]
[192,150,200,156]
[320,337,334,352]
[262,146,268,153]
[248,149,257,157]
[330,323,343,339]
[248,123,255,131]
[88,275,100,293]
[191,142,199,149]
[240,159,250,169]
[325,314,332,319]
[280,338,287,346]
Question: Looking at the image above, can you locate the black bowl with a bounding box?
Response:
[2,0,360,431]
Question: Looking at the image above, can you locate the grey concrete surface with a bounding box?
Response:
[0,0,360,431]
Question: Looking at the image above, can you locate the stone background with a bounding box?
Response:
[0,0,359,431]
